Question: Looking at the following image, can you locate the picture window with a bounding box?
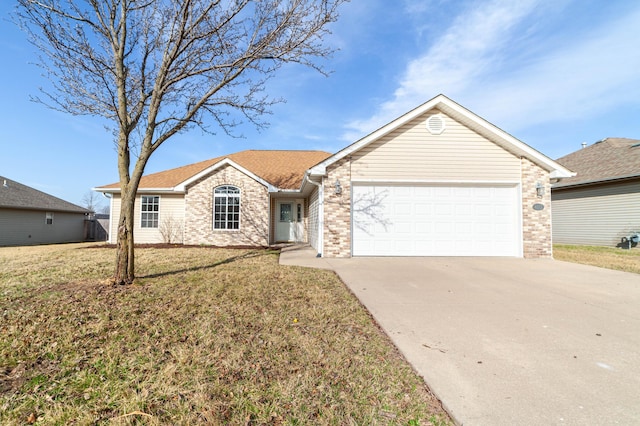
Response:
[214,186,240,230]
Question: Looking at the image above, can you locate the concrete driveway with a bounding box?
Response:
[280,247,640,425]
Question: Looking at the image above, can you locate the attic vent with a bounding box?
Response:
[426,114,446,135]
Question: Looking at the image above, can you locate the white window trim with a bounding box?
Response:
[45,212,54,225]
[140,195,160,229]
[213,185,241,231]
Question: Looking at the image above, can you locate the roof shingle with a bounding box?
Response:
[96,150,332,191]
[554,138,640,188]
[0,176,90,213]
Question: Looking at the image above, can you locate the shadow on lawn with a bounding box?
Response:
[139,249,277,280]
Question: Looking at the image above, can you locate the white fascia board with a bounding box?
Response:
[550,169,577,179]
[309,93,574,179]
[175,158,272,191]
[92,187,118,193]
[307,165,327,176]
[311,95,448,174]
[300,171,323,188]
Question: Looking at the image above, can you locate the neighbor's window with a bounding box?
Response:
[141,196,159,228]
[214,185,240,230]
[45,212,54,225]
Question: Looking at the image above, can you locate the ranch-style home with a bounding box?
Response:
[94,94,574,258]
[0,176,91,246]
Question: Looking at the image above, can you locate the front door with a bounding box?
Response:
[276,200,304,242]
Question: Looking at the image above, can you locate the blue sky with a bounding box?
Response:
[1,0,639,208]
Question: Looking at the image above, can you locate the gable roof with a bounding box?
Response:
[0,176,90,214]
[308,94,574,179]
[553,138,640,189]
[95,150,332,192]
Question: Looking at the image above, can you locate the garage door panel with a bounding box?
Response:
[435,204,452,215]
[394,221,412,234]
[352,184,519,256]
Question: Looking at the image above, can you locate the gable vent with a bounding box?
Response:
[426,114,446,135]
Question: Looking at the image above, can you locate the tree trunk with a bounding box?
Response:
[114,189,136,284]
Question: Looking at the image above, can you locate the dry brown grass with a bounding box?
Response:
[0,244,451,425]
[554,244,640,274]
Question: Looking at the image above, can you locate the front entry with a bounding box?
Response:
[276,200,304,242]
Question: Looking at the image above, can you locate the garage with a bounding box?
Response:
[352,184,521,256]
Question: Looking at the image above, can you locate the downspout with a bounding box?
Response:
[101,192,114,244]
[304,174,324,257]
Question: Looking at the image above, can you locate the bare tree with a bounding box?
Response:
[16,0,346,284]
[81,190,105,214]
[158,214,183,244]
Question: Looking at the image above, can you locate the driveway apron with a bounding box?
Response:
[280,248,640,426]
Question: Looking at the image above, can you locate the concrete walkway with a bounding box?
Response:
[280,245,640,425]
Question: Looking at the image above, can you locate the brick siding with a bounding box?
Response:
[521,157,553,258]
[323,158,352,257]
[183,165,269,246]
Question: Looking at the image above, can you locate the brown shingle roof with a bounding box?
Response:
[553,138,640,188]
[96,150,332,191]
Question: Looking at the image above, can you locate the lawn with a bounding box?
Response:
[0,244,451,425]
[554,244,640,274]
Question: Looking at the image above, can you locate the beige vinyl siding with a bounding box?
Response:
[552,180,640,246]
[0,208,85,246]
[351,110,521,182]
[109,195,121,243]
[109,193,185,244]
[308,187,319,251]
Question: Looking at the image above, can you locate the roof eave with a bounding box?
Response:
[175,158,273,192]
[0,204,90,214]
[311,94,574,178]
[552,173,640,190]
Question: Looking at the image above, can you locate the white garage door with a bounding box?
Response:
[352,185,520,256]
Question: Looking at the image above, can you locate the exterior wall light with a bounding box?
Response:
[535,182,545,198]
[334,180,342,195]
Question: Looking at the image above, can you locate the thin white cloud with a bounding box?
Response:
[468,6,640,131]
[341,0,640,142]
[343,0,543,140]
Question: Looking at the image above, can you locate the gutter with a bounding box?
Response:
[552,174,640,190]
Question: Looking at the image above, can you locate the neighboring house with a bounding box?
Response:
[94,94,573,258]
[0,176,91,246]
[551,138,640,247]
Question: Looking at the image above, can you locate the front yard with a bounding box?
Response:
[0,244,451,425]
[554,244,640,274]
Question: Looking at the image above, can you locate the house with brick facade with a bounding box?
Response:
[94,94,574,258]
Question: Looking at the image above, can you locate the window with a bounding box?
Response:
[279,203,292,222]
[214,186,240,230]
[45,212,54,225]
[141,196,159,228]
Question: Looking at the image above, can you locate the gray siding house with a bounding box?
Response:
[552,138,640,247]
[0,176,91,246]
